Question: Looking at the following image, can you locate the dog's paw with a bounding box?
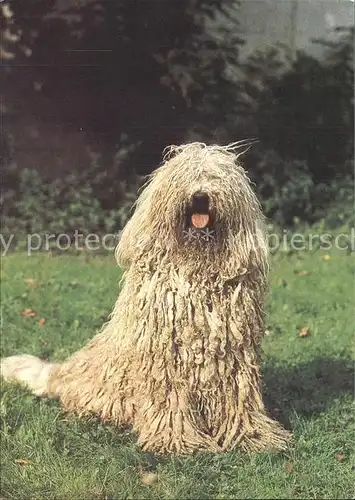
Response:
[0,354,56,396]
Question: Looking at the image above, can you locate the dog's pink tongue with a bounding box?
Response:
[191,213,209,229]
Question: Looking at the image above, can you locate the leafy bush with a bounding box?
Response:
[247,150,353,228]
[247,150,354,227]
[1,132,143,240]
[2,154,352,243]
[248,150,313,225]
[1,166,140,241]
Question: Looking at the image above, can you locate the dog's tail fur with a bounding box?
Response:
[0,355,58,396]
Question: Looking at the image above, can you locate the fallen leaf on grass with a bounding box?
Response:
[140,472,158,486]
[284,461,293,473]
[294,270,311,276]
[14,459,32,466]
[21,309,37,318]
[299,327,310,338]
[323,254,330,261]
[24,278,40,287]
[40,338,48,345]
[335,453,346,462]
[38,318,46,327]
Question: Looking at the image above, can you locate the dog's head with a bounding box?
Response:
[116,142,268,280]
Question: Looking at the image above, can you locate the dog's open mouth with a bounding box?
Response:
[184,192,215,242]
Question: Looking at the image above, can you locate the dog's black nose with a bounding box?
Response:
[191,192,209,213]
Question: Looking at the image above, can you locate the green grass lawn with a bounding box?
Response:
[1,243,354,499]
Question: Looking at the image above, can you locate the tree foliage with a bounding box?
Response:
[1,0,243,174]
[238,27,354,182]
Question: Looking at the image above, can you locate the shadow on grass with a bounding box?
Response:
[263,356,354,427]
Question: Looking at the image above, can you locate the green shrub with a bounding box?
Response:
[1,167,139,241]
[1,135,142,240]
[1,157,352,243]
[249,150,353,228]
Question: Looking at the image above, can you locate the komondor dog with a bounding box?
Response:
[1,142,291,454]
